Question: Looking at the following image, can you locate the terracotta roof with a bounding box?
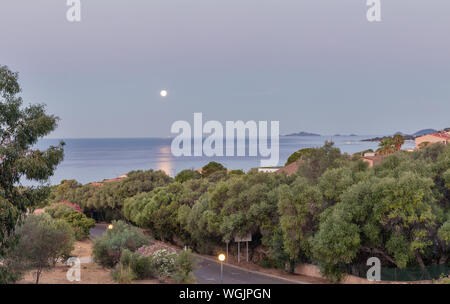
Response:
[91,174,128,187]
[276,160,302,175]
[103,174,128,183]
[429,132,450,140]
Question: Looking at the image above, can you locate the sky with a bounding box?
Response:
[0,0,449,138]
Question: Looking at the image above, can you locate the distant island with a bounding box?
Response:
[333,134,358,137]
[284,128,446,141]
[284,131,321,137]
[361,128,438,142]
[412,129,438,136]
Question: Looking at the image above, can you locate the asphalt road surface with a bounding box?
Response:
[89,224,296,284]
[193,257,293,284]
[90,223,107,238]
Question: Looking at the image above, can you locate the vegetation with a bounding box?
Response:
[12,214,75,284]
[201,161,227,177]
[45,201,95,240]
[113,245,196,283]
[173,249,196,283]
[0,65,64,283]
[48,170,171,221]
[121,142,450,281]
[376,135,405,155]
[45,139,449,282]
[285,148,313,166]
[175,169,201,183]
[92,220,150,267]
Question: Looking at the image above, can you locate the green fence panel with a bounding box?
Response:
[347,264,449,282]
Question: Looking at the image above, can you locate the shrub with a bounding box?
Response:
[135,244,177,281]
[116,249,155,280]
[112,263,136,284]
[173,249,196,283]
[45,201,95,240]
[113,245,196,283]
[150,247,177,281]
[47,200,83,214]
[63,212,96,240]
[93,220,150,267]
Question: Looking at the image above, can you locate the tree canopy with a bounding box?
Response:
[0,65,64,274]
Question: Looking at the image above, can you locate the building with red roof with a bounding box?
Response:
[415,131,450,148]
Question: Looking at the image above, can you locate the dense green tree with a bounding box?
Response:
[0,65,64,283]
[278,178,323,272]
[296,141,344,181]
[201,161,227,178]
[48,169,171,221]
[312,171,441,280]
[175,169,201,183]
[284,148,313,166]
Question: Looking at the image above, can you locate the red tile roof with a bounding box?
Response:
[429,132,450,140]
[91,174,128,187]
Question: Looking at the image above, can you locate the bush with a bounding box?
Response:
[63,212,96,240]
[119,249,155,280]
[113,245,197,283]
[93,220,150,267]
[45,201,95,240]
[112,263,136,284]
[173,249,196,283]
[148,247,177,281]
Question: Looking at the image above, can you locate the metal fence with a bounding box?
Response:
[346,264,450,282]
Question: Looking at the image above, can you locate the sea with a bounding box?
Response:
[33,136,416,185]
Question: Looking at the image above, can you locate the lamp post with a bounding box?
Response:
[107,224,114,231]
[225,240,230,264]
[218,253,226,284]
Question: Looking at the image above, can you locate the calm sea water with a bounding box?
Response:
[34,136,415,185]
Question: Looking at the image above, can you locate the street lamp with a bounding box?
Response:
[107,224,114,230]
[218,253,226,284]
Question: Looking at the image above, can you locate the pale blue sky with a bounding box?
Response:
[0,0,449,138]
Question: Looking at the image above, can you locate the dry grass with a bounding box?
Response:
[17,239,159,284]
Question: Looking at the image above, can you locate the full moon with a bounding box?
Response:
[160,90,168,97]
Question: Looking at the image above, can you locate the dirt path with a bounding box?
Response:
[17,239,114,284]
[17,239,158,284]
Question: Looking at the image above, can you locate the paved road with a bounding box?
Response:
[89,224,296,284]
[90,223,107,238]
[193,257,294,284]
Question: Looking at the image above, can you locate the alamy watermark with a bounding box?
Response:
[66,0,81,22]
[170,113,280,167]
[366,257,381,281]
[65,2,381,24]
[66,257,81,282]
[367,0,382,22]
